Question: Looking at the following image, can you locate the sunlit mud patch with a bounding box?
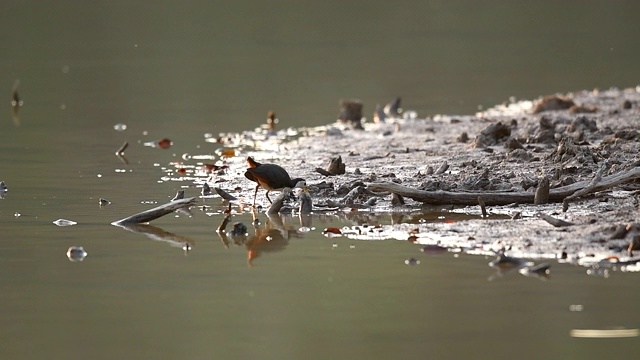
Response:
[152,86,640,277]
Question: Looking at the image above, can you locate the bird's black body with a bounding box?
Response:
[245,157,304,205]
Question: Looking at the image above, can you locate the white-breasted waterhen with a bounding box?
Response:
[244,156,305,206]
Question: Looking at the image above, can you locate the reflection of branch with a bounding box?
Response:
[115,141,129,165]
[111,197,198,225]
[11,108,21,126]
[11,79,22,126]
[116,153,129,165]
[113,223,195,249]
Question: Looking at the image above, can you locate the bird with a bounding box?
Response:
[244,157,305,206]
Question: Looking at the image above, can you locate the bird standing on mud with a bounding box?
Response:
[244,157,305,206]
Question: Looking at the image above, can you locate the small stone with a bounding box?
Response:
[66,246,87,262]
[404,258,420,266]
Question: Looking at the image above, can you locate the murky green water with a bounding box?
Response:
[2,1,640,359]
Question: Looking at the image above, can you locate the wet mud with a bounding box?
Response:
[161,87,640,274]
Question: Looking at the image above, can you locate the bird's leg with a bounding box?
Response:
[266,191,273,204]
[253,185,260,206]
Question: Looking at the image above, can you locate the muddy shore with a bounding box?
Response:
[167,87,640,274]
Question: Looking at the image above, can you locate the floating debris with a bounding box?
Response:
[203,163,228,174]
[11,80,22,125]
[420,244,448,255]
[215,148,235,158]
[586,267,610,278]
[404,257,420,266]
[265,111,278,131]
[113,123,127,132]
[144,138,172,149]
[201,183,212,196]
[519,263,551,280]
[66,246,87,262]
[214,187,237,201]
[569,304,584,312]
[99,198,111,206]
[323,227,342,237]
[53,219,78,227]
[0,181,6,199]
[172,190,185,201]
[489,253,527,269]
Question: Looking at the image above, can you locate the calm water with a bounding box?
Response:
[1,1,640,359]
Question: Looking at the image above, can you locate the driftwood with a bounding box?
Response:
[538,213,574,227]
[111,197,198,225]
[367,167,640,206]
[562,166,605,212]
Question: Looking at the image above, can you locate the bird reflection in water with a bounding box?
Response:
[216,206,304,267]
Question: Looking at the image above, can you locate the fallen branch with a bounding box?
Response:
[562,166,605,212]
[538,213,574,227]
[111,197,198,225]
[367,167,640,205]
